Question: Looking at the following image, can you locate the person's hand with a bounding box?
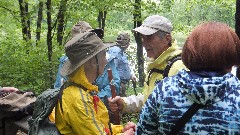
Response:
[123,128,135,135]
[123,122,136,135]
[123,121,136,133]
[1,87,18,92]
[108,96,124,112]
[131,75,137,82]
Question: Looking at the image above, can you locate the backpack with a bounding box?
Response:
[28,81,85,135]
[28,88,61,135]
[0,90,36,135]
[146,54,181,86]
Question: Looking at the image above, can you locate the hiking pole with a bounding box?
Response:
[132,80,137,95]
[107,68,121,125]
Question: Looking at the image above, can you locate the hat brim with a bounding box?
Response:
[61,42,114,76]
[132,26,158,35]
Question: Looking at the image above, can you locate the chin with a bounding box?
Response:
[146,57,155,62]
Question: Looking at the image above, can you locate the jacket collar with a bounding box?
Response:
[69,65,99,93]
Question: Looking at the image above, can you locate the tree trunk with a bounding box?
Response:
[236,0,240,37]
[98,10,107,33]
[18,0,31,41]
[36,1,43,45]
[46,0,54,88]
[57,0,68,46]
[235,0,240,79]
[133,0,144,87]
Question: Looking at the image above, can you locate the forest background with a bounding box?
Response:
[0,0,238,94]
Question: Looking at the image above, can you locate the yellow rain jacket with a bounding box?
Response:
[55,66,123,135]
[122,42,186,112]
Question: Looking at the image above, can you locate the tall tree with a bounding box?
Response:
[57,0,68,46]
[236,0,240,37]
[36,1,43,44]
[46,0,54,88]
[133,0,144,86]
[235,0,240,79]
[18,0,31,41]
[98,10,107,32]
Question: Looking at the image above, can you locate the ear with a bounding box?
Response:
[165,34,172,45]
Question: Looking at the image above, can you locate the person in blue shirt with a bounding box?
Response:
[107,32,136,97]
[54,55,68,89]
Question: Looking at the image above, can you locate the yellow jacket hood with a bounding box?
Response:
[55,66,123,135]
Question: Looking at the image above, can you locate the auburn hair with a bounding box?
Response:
[182,22,240,72]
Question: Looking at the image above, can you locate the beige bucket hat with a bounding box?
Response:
[61,32,113,76]
[71,21,104,39]
[71,21,93,37]
[132,15,172,35]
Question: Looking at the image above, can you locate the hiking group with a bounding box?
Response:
[1,14,240,135]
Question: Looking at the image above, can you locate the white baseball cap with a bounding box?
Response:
[132,15,172,35]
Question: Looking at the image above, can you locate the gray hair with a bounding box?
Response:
[158,30,168,39]
[157,30,172,46]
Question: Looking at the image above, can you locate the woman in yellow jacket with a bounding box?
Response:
[55,31,135,135]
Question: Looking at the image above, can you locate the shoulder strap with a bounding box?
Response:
[168,102,206,135]
[146,54,181,86]
[163,54,181,78]
[59,81,87,113]
[146,68,164,86]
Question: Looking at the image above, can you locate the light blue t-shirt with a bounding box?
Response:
[107,46,133,81]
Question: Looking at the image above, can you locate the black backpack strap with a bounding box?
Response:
[146,54,181,86]
[168,102,206,135]
[163,54,181,78]
[59,81,87,113]
[146,68,164,86]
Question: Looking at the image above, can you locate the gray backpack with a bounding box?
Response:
[28,81,84,135]
[28,88,61,135]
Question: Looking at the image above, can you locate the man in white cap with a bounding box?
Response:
[108,15,186,114]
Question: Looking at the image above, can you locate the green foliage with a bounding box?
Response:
[0,38,62,94]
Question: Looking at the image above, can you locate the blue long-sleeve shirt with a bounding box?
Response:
[54,55,120,100]
[107,46,134,81]
[97,59,120,99]
[54,55,68,89]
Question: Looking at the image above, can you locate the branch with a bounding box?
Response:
[0,5,21,22]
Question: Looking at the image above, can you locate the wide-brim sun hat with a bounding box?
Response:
[132,15,173,35]
[61,31,114,76]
